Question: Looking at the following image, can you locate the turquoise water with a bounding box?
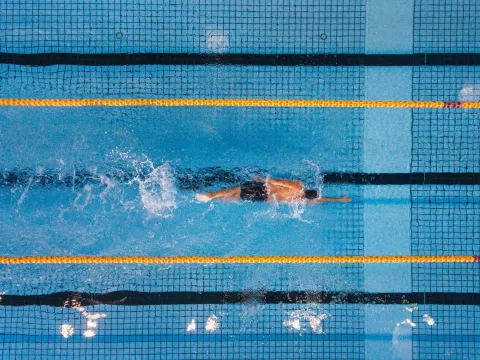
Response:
[0,105,362,257]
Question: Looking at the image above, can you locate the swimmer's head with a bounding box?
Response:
[303,189,318,200]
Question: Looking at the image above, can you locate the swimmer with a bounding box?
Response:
[196,175,351,204]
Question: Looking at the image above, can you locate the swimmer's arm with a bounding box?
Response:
[309,195,351,204]
[253,175,303,190]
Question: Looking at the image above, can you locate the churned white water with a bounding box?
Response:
[205,315,220,332]
[128,154,177,218]
[136,163,177,218]
[283,309,329,334]
[423,314,435,326]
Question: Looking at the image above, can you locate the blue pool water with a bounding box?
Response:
[1,0,480,359]
[0,104,363,257]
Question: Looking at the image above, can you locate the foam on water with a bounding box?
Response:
[249,200,314,226]
[186,319,196,332]
[60,324,74,339]
[405,304,418,313]
[99,173,117,201]
[16,177,33,207]
[205,315,220,332]
[396,318,416,327]
[423,314,435,326]
[460,85,480,101]
[114,151,178,218]
[135,163,177,218]
[73,185,93,211]
[283,309,329,334]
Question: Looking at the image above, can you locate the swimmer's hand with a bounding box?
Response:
[196,194,212,202]
[339,195,352,203]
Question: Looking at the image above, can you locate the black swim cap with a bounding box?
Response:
[304,189,318,200]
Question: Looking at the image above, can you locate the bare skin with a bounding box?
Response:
[196,175,351,204]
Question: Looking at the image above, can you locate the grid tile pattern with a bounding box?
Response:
[0,263,365,359]
[411,109,480,173]
[414,0,480,53]
[413,305,480,360]
[0,264,364,295]
[0,65,365,100]
[0,0,366,55]
[412,67,480,173]
[413,66,480,102]
[411,185,480,293]
[0,304,365,360]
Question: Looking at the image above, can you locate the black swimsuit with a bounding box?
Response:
[240,181,268,202]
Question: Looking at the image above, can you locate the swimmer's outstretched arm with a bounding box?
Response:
[253,175,303,190]
[310,195,351,204]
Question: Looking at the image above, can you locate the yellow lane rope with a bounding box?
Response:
[1,98,480,108]
[0,255,478,264]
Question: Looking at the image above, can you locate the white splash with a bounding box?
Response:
[284,310,329,334]
[309,313,329,333]
[396,318,416,327]
[201,202,215,217]
[302,159,324,198]
[289,202,312,223]
[186,319,196,332]
[459,86,480,101]
[251,199,312,224]
[99,173,116,200]
[206,29,229,53]
[60,324,74,339]
[85,313,107,320]
[284,318,302,331]
[135,162,177,218]
[17,177,33,207]
[423,314,435,326]
[83,330,95,338]
[70,301,107,339]
[205,315,220,332]
[405,304,418,313]
[86,319,98,329]
[73,185,93,211]
[109,151,178,217]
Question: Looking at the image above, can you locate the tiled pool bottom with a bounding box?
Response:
[0,261,478,359]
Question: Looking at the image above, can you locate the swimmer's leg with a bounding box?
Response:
[197,186,241,202]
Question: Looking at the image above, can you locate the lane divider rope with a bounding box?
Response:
[1,98,480,108]
[0,255,478,264]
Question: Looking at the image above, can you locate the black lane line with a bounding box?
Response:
[2,53,480,67]
[2,291,480,307]
[2,171,480,189]
[323,172,480,185]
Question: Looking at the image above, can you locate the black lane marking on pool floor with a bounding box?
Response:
[2,52,480,67]
[2,170,479,189]
[2,291,480,307]
[323,172,480,185]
